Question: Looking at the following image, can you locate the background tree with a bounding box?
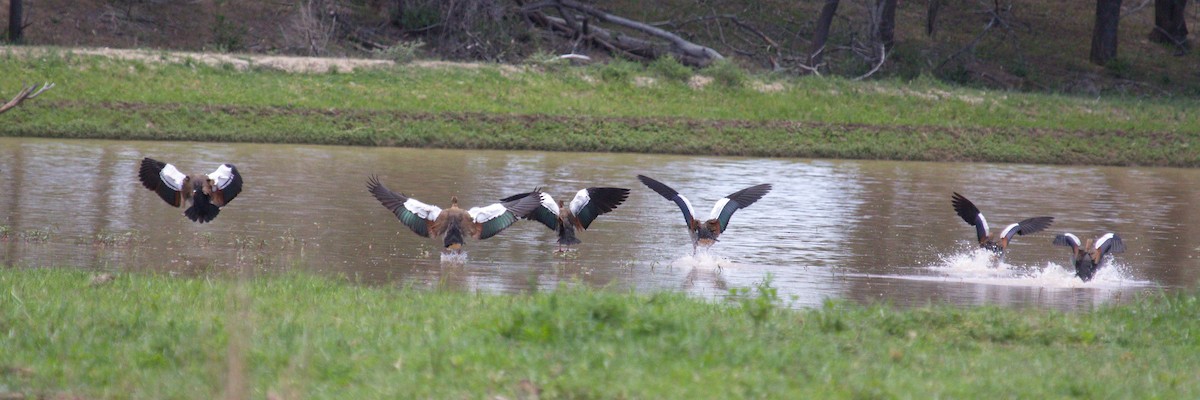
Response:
[1148,0,1189,49]
[875,0,897,50]
[7,0,23,43]
[1090,0,1124,64]
[809,0,841,70]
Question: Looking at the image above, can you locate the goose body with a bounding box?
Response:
[502,187,630,251]
[138,157,243,223]
[1053,232,1125,282]
[951,192,1053,255]
[367,176,542,252]
[638,175,771,254]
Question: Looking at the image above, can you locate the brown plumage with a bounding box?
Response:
[501,187,631,251]
[951,192,1053,255]
[637,175,772,255]
[138,157,243,223]
[367,176,543,252]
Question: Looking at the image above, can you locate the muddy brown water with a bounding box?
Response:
[2,137,1197,310]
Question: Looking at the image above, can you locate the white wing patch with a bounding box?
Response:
[1094,233,1115,250]
[539,192,561,217]
[159,163,187,191]
[678,194,697,220]
[568,189,589,216]
[207,164,237,189]
[468,203,510,223]
[1000,222,1019,239]
[1062,233,1082,248]
[403,198,442,221]
[977,213,990,233]
[708,198,731,220]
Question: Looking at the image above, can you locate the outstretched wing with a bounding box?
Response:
[1002,216,1054,239]
[470,192,543,240]
[367,175,440,238]
[206,164,243,207]
[569,187,630,229]
[998,216,1054,248]
[707,183,772,233]
[1093,233,1125,259]
[1053,233,1082,253]
[638,175,696,228]
[138,157,186,207]
[1053,233,1083,260]
[951,192,989,244]
[501,190,559,231]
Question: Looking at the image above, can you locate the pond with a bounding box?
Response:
[2,137,1196,310]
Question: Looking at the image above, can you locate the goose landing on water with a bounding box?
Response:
[138,157,243,223]
[501,187,631,252]
[951,192,1053,260]
[367,176,542,254]
[1053,232,1125,282]
[637,175,771,256]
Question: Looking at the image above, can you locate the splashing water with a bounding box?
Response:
[923,248,1155,289]
[440,251,469,265]
[670,251,736,270]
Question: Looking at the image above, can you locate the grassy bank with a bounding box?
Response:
[2,268,1199,398]
[1,49,1198,166]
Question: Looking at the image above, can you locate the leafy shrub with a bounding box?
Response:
[374,40,426,64]
[598,59,644,83]
[702,59,747,88]
[649,56,693,82]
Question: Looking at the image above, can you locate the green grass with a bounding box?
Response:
[0,49,1198,166]
[3,268,1200,399]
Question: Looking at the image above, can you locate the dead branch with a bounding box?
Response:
[1120,0,1154,19]
[0,83,54,116]
[522,0,724,66]
[935,0,1023,71]
[853,43,887,80]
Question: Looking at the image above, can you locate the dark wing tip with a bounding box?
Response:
[726,183,771,209]
[586,187,632,212]
[1107,234,1126,254]
[500,189,540,204]
[637,175,679,200]
[138,157,166,191]
[1017,216,1054,235]
[505,189,545,218]
[951,192,981,225]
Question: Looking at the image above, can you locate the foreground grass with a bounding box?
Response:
[0,49,1198,166]
[2,269,1199,398]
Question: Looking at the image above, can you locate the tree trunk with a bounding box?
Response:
[1148,0,1189,46]
[1090,0,1124,65]
[810,0,840,67]
[877,0,897,50]
[390,0,405,27]
[8,0,23,43]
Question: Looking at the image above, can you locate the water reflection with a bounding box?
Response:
[1,137,1196,310]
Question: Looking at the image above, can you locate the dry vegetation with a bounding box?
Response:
[2,0,1198,94]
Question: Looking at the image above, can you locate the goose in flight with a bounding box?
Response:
[951,192,1053,256]
[638,175,771,255]
[501,187,630,251]
[138,157,243,223]
[1053,232,1125,282]
[367,176,542,253]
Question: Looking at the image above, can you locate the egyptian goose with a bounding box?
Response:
[501,187,631,251]
[138,157,243,223]
[1053,232,1125,282]
[637,175,771,255]
[951,192,1053,254]
[367,175,542,252]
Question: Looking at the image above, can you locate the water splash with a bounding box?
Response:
[921,248,1155,288]
[670,251,736,270]
[439,251,469,265]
